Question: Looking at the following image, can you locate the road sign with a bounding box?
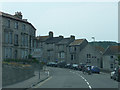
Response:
[31,48,43,58]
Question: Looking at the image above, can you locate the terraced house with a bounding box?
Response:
[55,35,75,63]
[1,11,36,60]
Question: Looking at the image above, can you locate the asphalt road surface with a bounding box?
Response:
[34,67,119,89]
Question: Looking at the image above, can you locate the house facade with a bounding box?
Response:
[44,31,63,62]
[55,35,75,63]
[35,32,52,62]
[1,11,36,60]
[103,45,120,71]
[67,39,88,64]
[68,39,104,68]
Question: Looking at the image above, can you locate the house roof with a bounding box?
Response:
[94,46,105,54]
[69,39,85,46]
[56,38,73,45]
[0,11,36,30]
[103,46,120,55]
[45,37,63,44]
[89,41,117,49]
[36,36,49,42]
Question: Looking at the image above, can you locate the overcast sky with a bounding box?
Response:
[1,2,118,42]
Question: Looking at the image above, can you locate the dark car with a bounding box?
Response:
[57,61,66,68]
[78,63,86,71]
[91,66,100,74]
[65,64,71,68]
[47,62,57,67]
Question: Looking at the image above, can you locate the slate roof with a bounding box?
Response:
[0,11,36,30]
[103,46,120,55]
[56,38,73,45]
[36,36,49,42]
[45,37,63,44]
[89,41,117,49]
[94,46,105,53]
[69,39,85,46]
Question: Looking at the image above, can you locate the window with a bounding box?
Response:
[4,48,12,59]
[74,47,76,51]
[61,52,65,58]
[5,32,12,44]
[71,55,73,60]
[9,32,12,44]
[5,32,8,44]
[25,50,28,59]
[7,20,10,28]
[22,24,26,30]
[21,34,24,46]
[110,64,113,68]
[111,56,113,58]
[14,22,18,29]
[71,54,75,60]
[25,35,28,46]
[15,50,18,59]
[14,34,18,45]
[4,47,8,58]
[21,50,24,58]
[58,53,61,58]
[9,48,12,58]
[87,54,91,58]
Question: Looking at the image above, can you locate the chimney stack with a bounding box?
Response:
[14,12,22,19]
[59,35,64,39]
[70,35,75,40]
[49,31,53,38]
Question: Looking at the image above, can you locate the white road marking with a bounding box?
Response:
[69,71,92,89]
[89,85,92,89]
[76,72,92,89]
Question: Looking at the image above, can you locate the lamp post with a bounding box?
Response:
[38,48,43,80]
[39,60,41,79]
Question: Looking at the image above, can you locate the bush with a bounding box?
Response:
[3,58,39,64]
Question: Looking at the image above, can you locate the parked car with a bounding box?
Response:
[91,66,100,74]
[72,64,79,70]
[57,61,66,68]
[46,62,57,67]
[65,64,71,68]
[112,67,120,82]
[78,63,86,71]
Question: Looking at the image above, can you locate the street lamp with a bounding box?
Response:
[39,60,41,79]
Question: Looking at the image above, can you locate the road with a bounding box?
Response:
[34,67,119,89]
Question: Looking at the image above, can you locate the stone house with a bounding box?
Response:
[68,39,104,68]
[1,11,36,60]
[68,39,88,64]
[44,31,63,62]
[55,35,75,63]
[35,31,52,62]
[103,45,120,71]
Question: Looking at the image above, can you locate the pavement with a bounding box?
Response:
[3,66,50,88]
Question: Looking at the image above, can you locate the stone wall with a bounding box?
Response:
[2,64,34,86]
